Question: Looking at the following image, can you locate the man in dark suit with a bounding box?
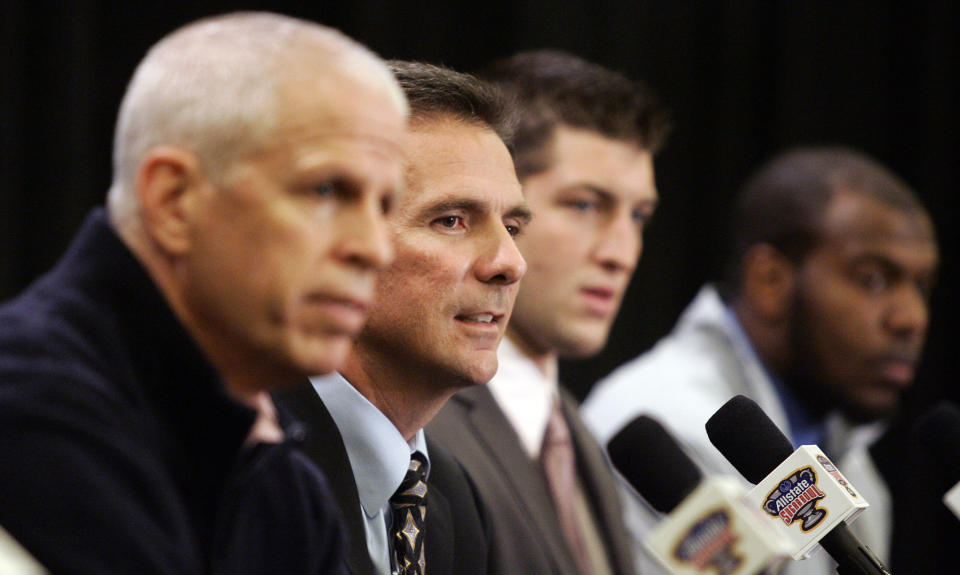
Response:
[428,51,670,575]
[0,12,408,574]
[276,61,531,575]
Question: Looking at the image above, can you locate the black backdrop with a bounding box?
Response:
[3,1,958,418]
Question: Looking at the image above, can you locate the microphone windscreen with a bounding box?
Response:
[705,395,794,484]
[607,415,702,513]
[915,401,960,483]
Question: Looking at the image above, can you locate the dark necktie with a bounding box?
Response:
[390,452,428,575]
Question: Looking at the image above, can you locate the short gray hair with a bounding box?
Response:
[107,11,404,227]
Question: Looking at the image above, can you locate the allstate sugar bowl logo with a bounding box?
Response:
[673,509,742,575]
[763,466,827,531]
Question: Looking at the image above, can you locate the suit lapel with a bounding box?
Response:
[423,475,454,574]
[456,386,578,568]
[274,382,377,575]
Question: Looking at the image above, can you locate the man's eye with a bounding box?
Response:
[857,269,889,293]
[505,223,523,237]
[434,215,463,229]
[632,208,650,224]
[916,277,935,302]
[565,200,595,212]
[313,182,337,197]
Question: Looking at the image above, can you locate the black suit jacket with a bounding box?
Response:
[870,414,960,573]
[276,382,489,575]
[427,385,636,575]
[0,210,344,574]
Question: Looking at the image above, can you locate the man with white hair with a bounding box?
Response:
[0,12,407,574]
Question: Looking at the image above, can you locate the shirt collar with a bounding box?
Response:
[722,305,824,449]
[495,335,559,388]
[309,373,429,517]
[487,336,558,457]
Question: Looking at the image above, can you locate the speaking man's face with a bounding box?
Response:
[357,116,530,388]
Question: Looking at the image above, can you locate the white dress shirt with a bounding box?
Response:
[487,336,615,575]
[486,336,558,458]
[311,373,429,575]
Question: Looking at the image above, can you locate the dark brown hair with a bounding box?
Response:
[479,50,670,177]
[388,60,517,151]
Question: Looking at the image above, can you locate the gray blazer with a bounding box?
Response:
[427,385,635,575]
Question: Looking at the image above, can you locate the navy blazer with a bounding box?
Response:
[0,210,344,574]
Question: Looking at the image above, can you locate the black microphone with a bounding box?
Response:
[609,415,793,574]
[607,415,702,513]
[706,395,892,575]
[915,401,960,517]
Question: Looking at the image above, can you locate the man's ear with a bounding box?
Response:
[740,243,795,323]
[135,147,206,256]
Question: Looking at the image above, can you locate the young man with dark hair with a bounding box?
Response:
[428,50,669,575]
[276,61,531,575]
[585,146,939,573]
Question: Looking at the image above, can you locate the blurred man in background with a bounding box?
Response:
[0,12,407,573]
[585,146,939,572]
